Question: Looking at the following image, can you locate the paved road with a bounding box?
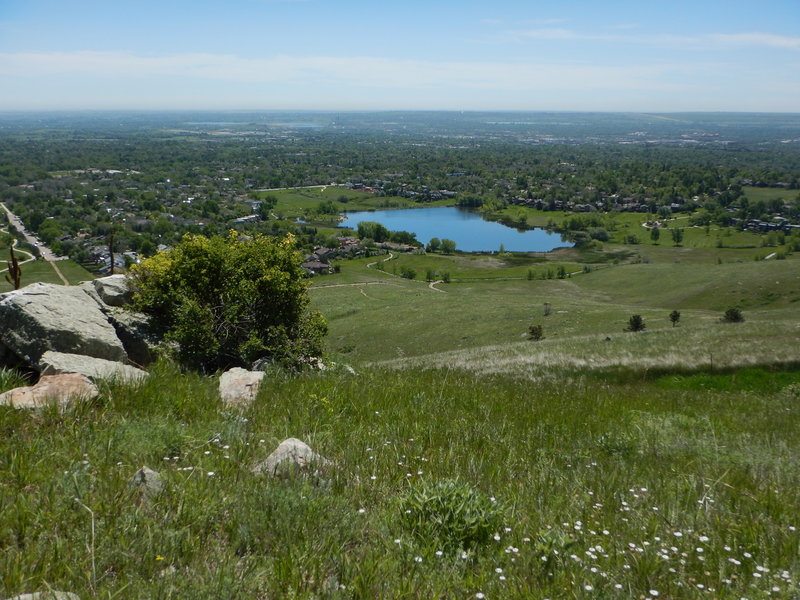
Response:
[1,202,70,284]
[0,202,64,261]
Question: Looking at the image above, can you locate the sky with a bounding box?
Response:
[0,0,798,112]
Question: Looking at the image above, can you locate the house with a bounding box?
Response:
[301,260,334,276]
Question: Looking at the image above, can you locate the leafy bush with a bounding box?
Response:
[722,307,744,323]
[129,232,327,371]
[398,479,505,552]
[399,266,417,280]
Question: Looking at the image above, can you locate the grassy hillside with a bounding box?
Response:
[1,362,798,599]
[310,252,800,363]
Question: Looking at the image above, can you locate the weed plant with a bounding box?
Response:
[1,360,798,598]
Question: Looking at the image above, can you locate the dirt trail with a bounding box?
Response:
[428,279,447,293]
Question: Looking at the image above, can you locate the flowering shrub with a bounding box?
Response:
[129,232,326,371]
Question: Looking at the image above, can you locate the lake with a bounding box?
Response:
[339,206,571,252]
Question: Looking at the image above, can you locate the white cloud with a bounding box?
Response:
[507,27,800,50]
[0,50,687,92]
[0,50,796,111]
[709,32,800,49]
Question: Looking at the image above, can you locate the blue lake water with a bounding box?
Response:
[339,206,571,252]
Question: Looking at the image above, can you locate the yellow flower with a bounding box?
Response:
[155,555,165,561]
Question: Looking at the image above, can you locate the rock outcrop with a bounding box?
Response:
[0,283,127,366]
[0,278,162,377]
[0,373,99,409]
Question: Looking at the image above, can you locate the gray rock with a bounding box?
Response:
[92,275,132,307]
[0,373,99,409]
[2,592,81,600]
[0,283,127,367]
[252,438,331,477]
[130,466,164,498]
[76,280,106,311]
[106,309,163,366]
[219,367,265,409]
[39,351,147,383]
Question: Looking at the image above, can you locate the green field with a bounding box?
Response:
[742,185,799,203]
[0,259,94,293]
[253,186,450,221]
[309,247,800,363]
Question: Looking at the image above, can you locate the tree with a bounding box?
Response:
[650,227,660,243]
[357,221,389,243]
[722,307,744,323]
[258,194,278,216]
[671,227,684,246]
[440,238,457,254]
[426,237,441,253]
[129,232,327,371]
[669,310,681,327]
[625,314,646,332]
[528,324,544,341]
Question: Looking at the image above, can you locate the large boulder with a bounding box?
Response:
[0,373,99,409]
[91,274,132,307]
[252,438,332,478]
[219,367,265,409]
[0,283,127,367]
[39,351,147,383]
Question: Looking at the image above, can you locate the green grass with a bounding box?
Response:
[310,250,800,362]
[742,185,799,203]
[253,186,444,219]
[1,360,798,599]
[0,259,94,293]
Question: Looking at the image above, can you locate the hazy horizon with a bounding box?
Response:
[1,0,798,113]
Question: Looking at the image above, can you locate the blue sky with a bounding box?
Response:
[0,0,798,112]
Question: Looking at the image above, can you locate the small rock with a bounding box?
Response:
[39,351,147,383]
[2,592,81,600]
[252,437,331,478]
[0,373,99,409]
[219,367,265,409]
[130,466,164,498]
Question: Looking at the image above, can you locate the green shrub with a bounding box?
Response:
[528,324,544,341]
[722,307,744,323]
[397,479,505,552]
[399,266,416,280]
[625,314,646,332]
[129,232,327,371]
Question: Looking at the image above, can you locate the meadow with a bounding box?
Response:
[1,359,798,599]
